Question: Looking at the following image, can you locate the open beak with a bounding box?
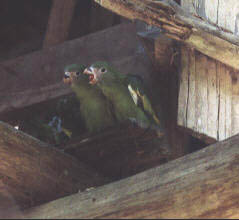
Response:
[63,72,73,85]
[83,67,98,84]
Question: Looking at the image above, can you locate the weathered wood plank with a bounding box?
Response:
[231,71,239,135]
[187,47,196,131]
[177,47,189,127]
[43,0,77,48]
[178,1,239,141]
[217,63,232,140]
[181,0,219,25]
[217,0,239,35]
[0,121,109,211]
[0,23,138,115]
[94,0,239,70]
[206,58,218,139]
[195,52,208,134]
[178,46,236,142]
[225,68,232,138]
[21,132,239,219]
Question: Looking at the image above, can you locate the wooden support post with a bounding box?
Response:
[93,0,239,70]
[43,0,77,48]
[0,121,109,212]
[138,29,191,158]
[21,133,239,218]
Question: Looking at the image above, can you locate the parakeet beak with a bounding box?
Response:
[63,72,73,85]
[83,67,98,84]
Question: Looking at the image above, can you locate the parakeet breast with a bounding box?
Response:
[71,81,116,133]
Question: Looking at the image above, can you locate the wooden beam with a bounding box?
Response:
[63,120,170,180]
[138,29,191,158]
[0,23,138,115]
[94,0,239,70]
[90,1,118,32]
[43,0,77,48]
[0,121,109,211]
[21,133,239,218]
[177,0,239,142]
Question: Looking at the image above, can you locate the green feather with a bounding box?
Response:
[89,61,164,135]
[64,63,116,133]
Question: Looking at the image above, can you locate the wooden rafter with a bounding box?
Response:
[0,121,109,212]
[21,132,239,218]
[94,0,239,70]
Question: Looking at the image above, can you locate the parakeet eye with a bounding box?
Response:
[100,68,107,73]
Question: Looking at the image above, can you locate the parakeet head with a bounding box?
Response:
[63,64,88,85]
[83,61,117,85]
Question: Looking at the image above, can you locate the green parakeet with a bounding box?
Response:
[63,63,116,133]
[83,61,164,137]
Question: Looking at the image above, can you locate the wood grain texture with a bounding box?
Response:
[21,132,239,219]
[187,47,196,130]
[182,0,239,35]
[0,121,109,211]
[0,23,140,115]
[94,0,239,70]
[179,1,239,141]
[206,57,218,139]
[177,47,189,127]
[231,71,239,135]
[178,47,238,142]
[43,0,77,48]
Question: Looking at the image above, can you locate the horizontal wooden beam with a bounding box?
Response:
[0,23,139,115]
[0,121,109,214]
[94,0,239,70]
[21,133,239,218]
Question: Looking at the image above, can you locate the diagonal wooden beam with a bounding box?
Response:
[21,133,239,218]
[94,0,239,70]
[0,121,109,214]
[0,23,139,116]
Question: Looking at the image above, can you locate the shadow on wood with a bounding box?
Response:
[20,132,239,218]
[0,121,109,212]
[0,23,138,115]
[63,121,171,180]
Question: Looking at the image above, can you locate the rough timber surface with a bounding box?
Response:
[94,0,239,70]
[0,121,109,215]
[21,132,239,219]
[0,23,138,115]
[43,0,77,48]
[178,0,239,142]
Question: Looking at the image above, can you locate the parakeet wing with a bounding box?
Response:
[126,75,161,126]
